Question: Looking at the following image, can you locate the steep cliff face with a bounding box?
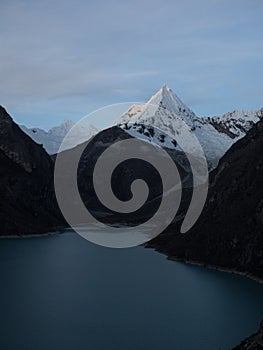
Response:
[149,119,263,280]
[0,106,63,235]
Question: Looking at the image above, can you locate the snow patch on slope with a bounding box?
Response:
[120,123,178,150]
[116,85,263,169]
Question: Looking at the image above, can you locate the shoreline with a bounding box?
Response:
[145,246,263,284]
[0,227,66,239]
[167,254,263,284]
[0,232,60,239]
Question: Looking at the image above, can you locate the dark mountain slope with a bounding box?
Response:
[55,125,193,226]
[0,106,63,236]
[148,119,263,280]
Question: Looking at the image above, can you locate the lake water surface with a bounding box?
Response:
[0,230,262,350]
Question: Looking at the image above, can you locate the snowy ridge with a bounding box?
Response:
[119,85,196,129]
[116,85,263,169]
[18,85,262,168]
[203,109,263,138]
[20,120,98,154]
[117,85,198,153]
[193,109,263,168]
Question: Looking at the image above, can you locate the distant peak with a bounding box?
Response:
[145,85,196,127]
[116,85,196,128]
[156,84,171,96]
[60,119,75,127]
[148,85,185,108]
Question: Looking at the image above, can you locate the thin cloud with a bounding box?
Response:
[0,0,262,128]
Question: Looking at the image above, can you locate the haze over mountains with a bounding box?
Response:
[20,85,263,169]
[20,120,98,154]
[1,86,263,348]
[1,86,263,252]
[1,84,263,255]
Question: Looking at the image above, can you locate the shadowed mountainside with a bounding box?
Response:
[54,125,193,226]
[0,106,64,235]
[147,118,263,280]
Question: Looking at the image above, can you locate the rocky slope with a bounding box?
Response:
[148,118,263,281]
[0,106,64,236]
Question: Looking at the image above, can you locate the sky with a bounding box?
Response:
[0,0,262,130]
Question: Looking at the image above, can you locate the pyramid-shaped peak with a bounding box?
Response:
[146,85,195,123]
[149,85,185,104]
[154,84,172,96]
[117,85,196,129]
[161,83,172,91]
[161,83,169,90]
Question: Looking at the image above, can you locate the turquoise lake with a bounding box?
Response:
[0,230,262,350]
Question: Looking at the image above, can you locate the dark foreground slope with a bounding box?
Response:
[55,125,193,226]
[148,119,263,281]
[0,106,63,235]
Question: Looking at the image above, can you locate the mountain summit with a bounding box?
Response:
[117,85,263,169]
[118,84,196,129]
[17,85,263,168]
[146,85,196,127]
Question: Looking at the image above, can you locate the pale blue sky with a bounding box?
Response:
[0,0,262,129]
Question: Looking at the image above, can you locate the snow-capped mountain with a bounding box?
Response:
[203,109,262,137]
[118,84,196,129]
[18,85,262,167]
[20,120,98,154]
[116,85,263,169]
[194,109,263,169]
[116,85,198,156]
